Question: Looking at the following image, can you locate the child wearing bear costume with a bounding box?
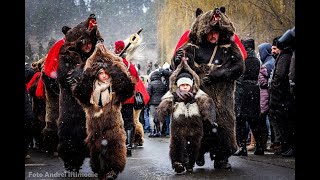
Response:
[157,60,217,174]
[72,44,134,180]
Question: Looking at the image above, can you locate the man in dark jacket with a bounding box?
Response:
[171,7,245,169]
[269,33,294,156]
[269,27,295,157]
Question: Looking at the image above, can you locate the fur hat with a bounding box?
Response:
[114,40,125,54]
[176,72,193,87]
[189,7,236,45]
[241,39,255,50]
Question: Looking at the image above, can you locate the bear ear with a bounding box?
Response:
[62,26,71,35]
[220,6,226,14]
[196,8,203,17]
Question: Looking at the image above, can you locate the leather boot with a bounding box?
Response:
[247,132,256,151]
[214,158,231,169]
[126,130,133,157]
[253,146,264,155]
[196,153,205,166]
[233,145,248,156]
[253,133,265,155]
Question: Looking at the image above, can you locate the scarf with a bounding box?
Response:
[90,78,112,107]
[175,88,194,103]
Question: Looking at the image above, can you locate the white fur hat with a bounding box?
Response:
[176,72,193,87]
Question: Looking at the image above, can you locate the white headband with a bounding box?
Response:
[177,77,193,87]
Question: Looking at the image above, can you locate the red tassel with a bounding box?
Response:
[173,30,190,55]
[43,38,65,78]
[26,72,41,93]
[234,34,247,60]
[35,75,45,99]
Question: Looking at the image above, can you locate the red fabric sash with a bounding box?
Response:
[123,77,150,105]
[35,75,45,99]
[26,72,40,92]
[43,38,65,78]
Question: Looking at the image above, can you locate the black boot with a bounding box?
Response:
[233,146,247,156]
[126,130,133,157]
[254,141,264,155]
[196,153,205,166]
[214,158,231,169]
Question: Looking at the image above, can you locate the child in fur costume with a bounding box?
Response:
[157,60,217,174]
[72,44,134,180]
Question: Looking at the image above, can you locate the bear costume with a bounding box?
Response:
[171,7,245,169]
[157,60,217,174]
[40,26,71,156]
[26,57,47,152]
[72,44,134,180]
[56,14,104,172]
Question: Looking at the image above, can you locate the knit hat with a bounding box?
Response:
[114,40,125,54]
[241,39,255,50]
[176,72,193,87]
[272,36,281,46]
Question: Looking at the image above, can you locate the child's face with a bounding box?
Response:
[179,84,191,92]
[98,69,110,82]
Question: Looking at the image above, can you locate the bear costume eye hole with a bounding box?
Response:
[81,38,91,45]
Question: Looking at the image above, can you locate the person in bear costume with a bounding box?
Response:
[56,14,104,172]
[171,7,245,169]
[157,59,217,174]
[39,25,71,156]
[72,44,134,180]
[26,57,47,152]
[114,37,149,156]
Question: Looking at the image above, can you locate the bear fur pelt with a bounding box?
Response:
[133,109,144,146]
[41,26,70,156]
[157,60,217,174]
[171,7,245,169]
[26,58,46,152]
[56,14,104,172]
[72,44,134,179]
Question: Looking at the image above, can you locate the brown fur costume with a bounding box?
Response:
[171,7,245,169]
[133,109,144,146]
[72,44,134,180]
[157,60,216,174]
[56,14,104,172]
[41,28,70,156]
[27,58,47,151]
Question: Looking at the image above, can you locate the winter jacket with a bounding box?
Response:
[258,65,269,113]
[258,43,275,77]
[235,49,261,118]
[269,49,293,111]
[147,71,167,105]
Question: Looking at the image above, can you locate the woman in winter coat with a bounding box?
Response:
[157,60,217,174]
[72,44,134,180]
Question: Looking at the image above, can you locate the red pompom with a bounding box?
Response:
[114,40,125,54]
